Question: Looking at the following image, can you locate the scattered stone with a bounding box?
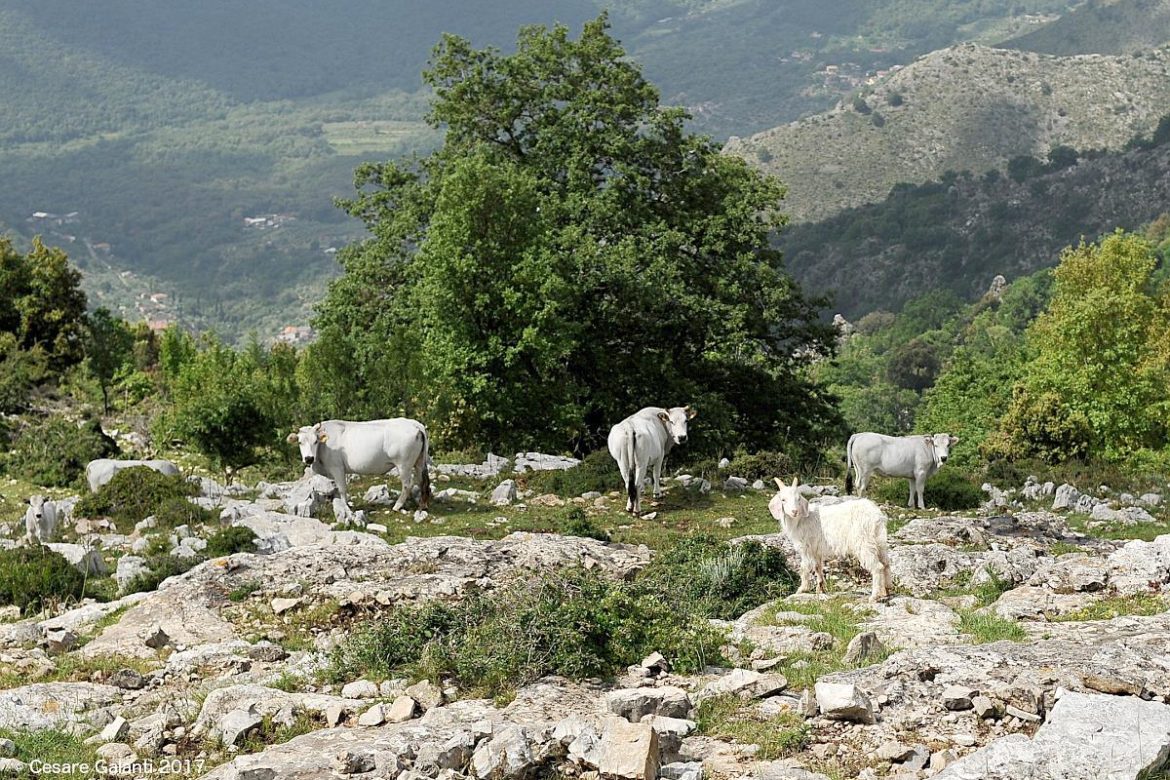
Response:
[1051,484,1079,511]
[386,695,419,723]
[875,741,916,762]
[842,631,886,665]
[814,682,875,724]
[115,556,150,591]
[491,480,517,506]
[597,718,660,780]
[270,597,301,615]
[406,679,444,711]
[340,680,378,699]
[1004,704,1042,722]
[972,695,999,720]
[0,739,13,757]
[941,685,976,711]
[471,725,535,778]
[605,687,692,722]
[246,641,288,663]
[697,668,787,702]
[324,704,346,727]
[333,749,376,774]
[218,709,263,746]
[142,625,170,649]
[641,652,669,674]
[100,716,130,742]
[356,704,385,726]
[43,626,79,654]
[723,477,748,493]
[107,669,146,690]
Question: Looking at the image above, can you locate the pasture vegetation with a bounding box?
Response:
[695,696,811,760]
[957,609,1027,643]
[757,597,889,691]
[1050,593,1168,622]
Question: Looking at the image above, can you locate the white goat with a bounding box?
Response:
[769,477,893,602]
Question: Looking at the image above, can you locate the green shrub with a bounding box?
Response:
[727,449,792,481]
[122,555,199,595]
[871,468,984,511]
[0,546,91,615]
[521,449,618,497]
[154,497,215,529]
[205,526,259,557]
[4,415,116,488]
[559,507,608,541]
[644,536,797,620]
[75,467,196,530]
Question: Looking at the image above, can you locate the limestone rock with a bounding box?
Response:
[814,682,875,724]
[491,480,517,506]
[218,708,264,746]
[842,631,886,665]
[604,687,692,722]
[386,695,419,723]
[937,689,1170,779]
[597,718,660,780]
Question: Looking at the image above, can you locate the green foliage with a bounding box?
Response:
[0,727,99,774]
[957,608,1026,643]
[155,336,285,479]
[205,526,259,557]
[0,237,88,369]
[84,307,135,414]
[330,536,794,696]
[727,449,793,481]
[559,507,609,541]
[0,335,48,414]
[696,696,810,760]
[642,536,797,621]
[871,467,983,510]
[992,231,1170,462]
[75,466,195,529]
[0,546,90,615]
[122,554,200,596]
[521,450,619,497]
[4,414,116,488]
[315,16,841,456]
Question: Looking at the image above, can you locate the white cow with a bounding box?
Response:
[24,495,59,544]
[288,418,430,512]
[85,459,181,493]
[846,432,959,509]
[607,406,696,514]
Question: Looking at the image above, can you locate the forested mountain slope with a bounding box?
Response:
[779,129,1170,318]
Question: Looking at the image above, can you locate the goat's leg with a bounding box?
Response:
[859,546,891,602]
[796,557,814,593]
[815,560,827,593]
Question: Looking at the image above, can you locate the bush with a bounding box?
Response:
[122,555,199,595]
[154,497,215,529]
[5,415,116,488]
[329,538,794,698]
[643,536,797,620]
[205,526,259,557]
[75,467,197,530]
[559,507,608,541]
[727,450,792,482]
[521,449,619,497]
[0,546,90,615]
[871,468,984,511]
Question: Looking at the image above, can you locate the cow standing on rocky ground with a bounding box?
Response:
[846,432,959,509]
[288,418,431,513]
[607,406,696,515]
[24,495,58,544]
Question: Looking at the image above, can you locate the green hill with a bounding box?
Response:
[1001,0,1170,54]
[778,128,1170,318]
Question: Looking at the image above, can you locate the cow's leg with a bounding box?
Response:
[651,458,664,499]
[913,472,927,509]
[856,468,869,496]
[394,462,415,512]
[632,460,648,514]
[616,460,633,512]
[330,467,351,512]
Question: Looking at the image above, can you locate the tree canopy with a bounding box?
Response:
[311,15,841,456]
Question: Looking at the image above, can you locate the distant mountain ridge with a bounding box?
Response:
[1001,0,1170,55]
[728,42,1170,223]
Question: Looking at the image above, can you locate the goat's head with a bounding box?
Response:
[771,476,810,521]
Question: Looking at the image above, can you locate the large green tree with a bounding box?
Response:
[0,236,88,368]
[312,16,840,455]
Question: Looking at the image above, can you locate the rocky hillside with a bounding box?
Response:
[2,454,1170,779]
[779,138,1170,318]
[728,42,1170,222]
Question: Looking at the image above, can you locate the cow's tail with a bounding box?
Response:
[845,434,856,495]
[625,426,638,511]
[416,428,432,511]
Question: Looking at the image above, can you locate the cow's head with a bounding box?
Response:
[926,433,959,466]
[656,405,697,446]
[771,476,810,522]
[25,494,48,520]
[287,424,328,466]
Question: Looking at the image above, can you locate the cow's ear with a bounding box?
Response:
[685,405,697,419]
[317,432,329,443]
[774,477,785,490]
[286,433,299,444]
[950,435,960,444]
[657,411,670,423]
